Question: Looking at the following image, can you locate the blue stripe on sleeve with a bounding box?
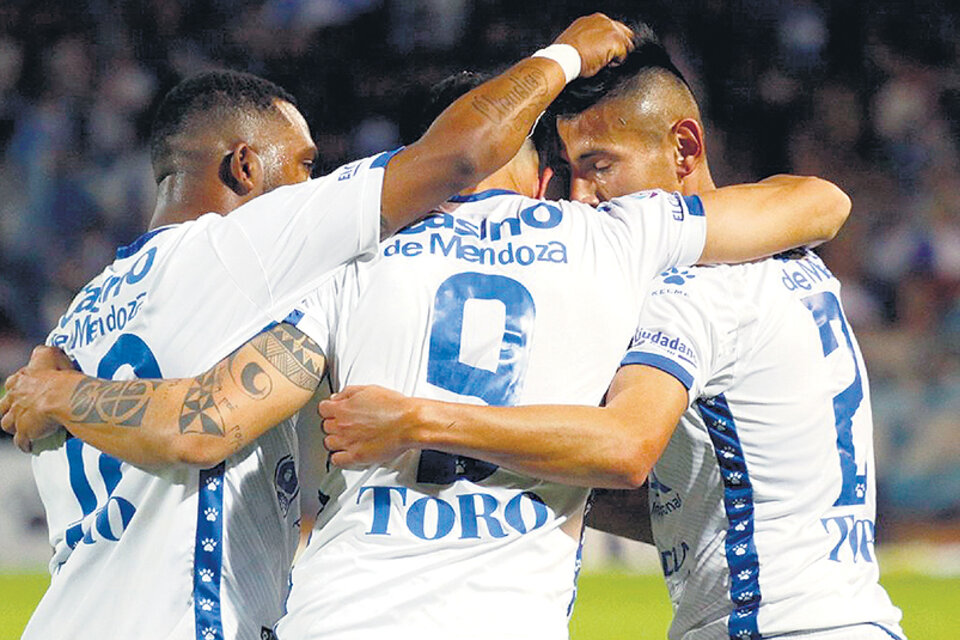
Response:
[620,352,695,390]
[682,195,705,217]
[282,309,304,326]
[370,147,404,169]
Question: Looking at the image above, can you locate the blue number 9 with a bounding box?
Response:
[418,273,536,484]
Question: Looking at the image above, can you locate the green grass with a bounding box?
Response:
[570,570,960,639]
[0,572,49,639]
[2,570,956,638]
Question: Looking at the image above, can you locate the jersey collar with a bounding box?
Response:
[115,226,175,259]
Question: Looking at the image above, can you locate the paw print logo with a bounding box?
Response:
[727,471,743,485]
[856,482,866,498]
[737,590,754,603]
[661,267,696,286]
[720,448,735,459]
[734,521,747,533]
[204,507,219,522]
[733,543,748,556]
[201,627,217,640]
[206,478,221,492]
[201,538,218,553]
[198,598,215,612]
[736,629,753,638]
[198,568,215,583]
[737,569,752,581]
[732,499,747,510]
[736,610,751,619]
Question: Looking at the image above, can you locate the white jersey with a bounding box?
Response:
[25,151,393,640]
[621,251,904,640]
[279,189,707,639]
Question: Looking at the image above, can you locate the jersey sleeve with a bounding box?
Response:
[620,267,737,405]
[605,190,706,279]
[203,149,399,322]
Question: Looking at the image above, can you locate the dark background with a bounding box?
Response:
[0,0,957,536]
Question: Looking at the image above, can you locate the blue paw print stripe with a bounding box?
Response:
[696,395,763,640]
[194,463,226,640]
[661,267,696,286]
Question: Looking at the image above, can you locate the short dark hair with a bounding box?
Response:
[550,21,691,119]
[149,70,297,181]
[415,70,553,159]
[413,71,489,140]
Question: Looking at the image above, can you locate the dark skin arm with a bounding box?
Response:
[1,323,324,469]
[378,13,635,236]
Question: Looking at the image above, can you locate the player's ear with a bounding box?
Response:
[536,166,554,200]
[673,118,704,180]
[220,142,263,196]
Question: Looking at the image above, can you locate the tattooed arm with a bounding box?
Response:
[377,13,634,236]
[0,323,324,469]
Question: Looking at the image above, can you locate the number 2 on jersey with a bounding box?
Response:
[801,291,867,506]
[418,272,535,484]
[64,333,160,548]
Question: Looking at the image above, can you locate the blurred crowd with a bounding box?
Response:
[0,0,957,533]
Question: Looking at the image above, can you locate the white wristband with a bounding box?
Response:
[531,44,582,85]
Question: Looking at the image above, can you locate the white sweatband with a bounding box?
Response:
[531,44,582,84]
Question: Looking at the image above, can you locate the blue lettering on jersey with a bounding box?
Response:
[52,246,158,349]
[629,329,698,369]
[337,162,361,181]
[358,485,549,540]
[388,204,567,267]
[649,471,683,519]
[398,202,562,240]
[779,253,835,292]
[661,541,690,577]
[821,514,876,563]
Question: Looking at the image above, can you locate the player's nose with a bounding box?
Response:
[569,177,600,207]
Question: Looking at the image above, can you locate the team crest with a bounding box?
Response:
[274,455,300,518]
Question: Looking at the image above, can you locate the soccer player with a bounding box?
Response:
[316,27,907,640]
[6,65,849,640]
[0,15,638,639]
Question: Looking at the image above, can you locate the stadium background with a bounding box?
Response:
[0,0,957,636]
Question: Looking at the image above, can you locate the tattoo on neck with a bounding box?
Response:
[69,378,160,428]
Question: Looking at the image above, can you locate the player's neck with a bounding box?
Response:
[149,173,238,229]
[458,164,538,200]
[681,163,716,196]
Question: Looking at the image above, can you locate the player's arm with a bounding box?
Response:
[697,174,851,263]
[0,323,323,469]
[587,487,654,543]
[321,364,687,489]
[379,13,635,236]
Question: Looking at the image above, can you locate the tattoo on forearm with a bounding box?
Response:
[179,365,228,436]
[235,323,324,396]
[470,68,548,131]
[69,378,160,428]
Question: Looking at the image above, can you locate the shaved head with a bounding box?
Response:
[548,22,713,204]
[149,70,300,184]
